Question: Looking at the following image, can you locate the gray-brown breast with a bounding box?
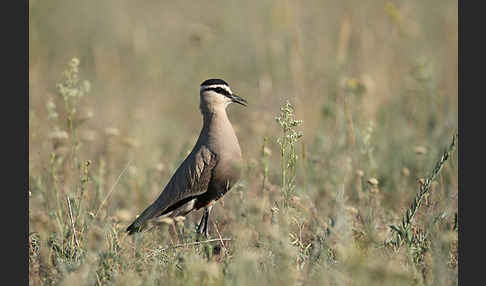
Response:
[195,134,242,207]
[200,152,242,206]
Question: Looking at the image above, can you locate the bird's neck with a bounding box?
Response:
[201,107,229,130]
[199,107,239,149]
[199,106,242,161]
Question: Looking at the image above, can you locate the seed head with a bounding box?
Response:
[367,177,379,186]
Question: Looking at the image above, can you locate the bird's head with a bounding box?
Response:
[199,79,247,113]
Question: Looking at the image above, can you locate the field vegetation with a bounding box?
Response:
[29,0,458,285]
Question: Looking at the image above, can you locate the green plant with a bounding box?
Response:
[55,57,91,166]
[275,100,303,207]
[39,58,94,279]
[389,133,458,249]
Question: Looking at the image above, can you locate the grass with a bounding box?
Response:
[29,1,457,285]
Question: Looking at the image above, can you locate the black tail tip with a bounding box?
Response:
[126,223,141,235]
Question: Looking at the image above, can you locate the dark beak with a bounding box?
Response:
[230,93,247,106]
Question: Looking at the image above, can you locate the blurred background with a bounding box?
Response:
[29,0,457,284]
[29,0,458,182]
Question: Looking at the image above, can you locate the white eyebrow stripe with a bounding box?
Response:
[200,84,232,94]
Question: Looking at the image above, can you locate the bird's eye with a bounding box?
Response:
[202,86,231,97]
[215,87,231,97]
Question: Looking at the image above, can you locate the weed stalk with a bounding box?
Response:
[275,100,303,207]
[389,133,458,249]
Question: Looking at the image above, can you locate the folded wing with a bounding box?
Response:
[126,146,217,234]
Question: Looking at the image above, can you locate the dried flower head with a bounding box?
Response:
[263,146,272,156]
[56,58,91,101]
[104,127,120,137]
[154,162,165,172]
[157,217,175,225]
[401,167,410,177]
[122,137,140,148]
[48,129,69,141]
[80,130,97,142]
[415,146,427,155]
[367,177,379,186]
[46,98,58,120]
[173,216,186,223]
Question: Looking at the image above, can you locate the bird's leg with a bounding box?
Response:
[202,205,213,237]
[196,205,213,238]
[196,209,207,234]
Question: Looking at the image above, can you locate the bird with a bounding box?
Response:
[126,78,247,237]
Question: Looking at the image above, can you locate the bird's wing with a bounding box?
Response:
[152,145,218,215]
[126,145,217,234]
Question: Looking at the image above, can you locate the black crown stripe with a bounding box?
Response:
[200,78,229,87]
[202,86,232,97]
